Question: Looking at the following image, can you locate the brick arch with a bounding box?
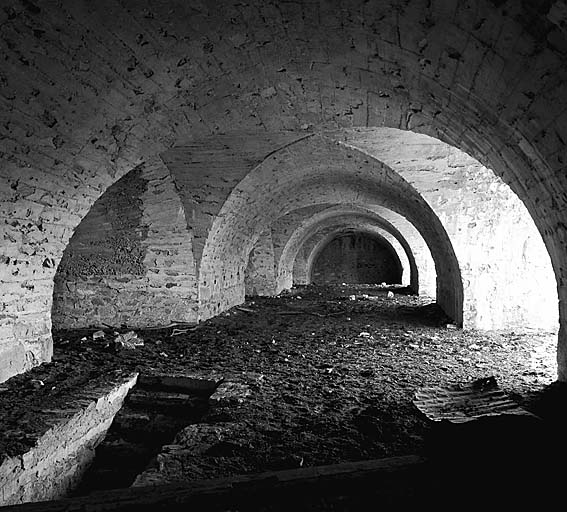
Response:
[51,159,198,330]
[2,0,566,380]
[275,206,422,293]
[198,135,463,323]
[304,228,406,287]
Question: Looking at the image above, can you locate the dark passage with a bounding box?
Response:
[72,378,212,495]
[311,233,402,285]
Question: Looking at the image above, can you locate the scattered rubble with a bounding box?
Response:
[0,284,557,484]
[108,331,144,351]
[209,382,252,406]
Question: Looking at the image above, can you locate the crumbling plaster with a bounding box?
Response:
[52,159,197,329]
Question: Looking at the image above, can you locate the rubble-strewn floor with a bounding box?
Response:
[0,285,559,487]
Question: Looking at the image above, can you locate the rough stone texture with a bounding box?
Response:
[161,133,308,273]
[0,374,137,506]
[297,225,409,287]
[52,160,197,328]
[268,205,420,292]
[198,135,462,324]
[245,229,277,296]
[343,128,558,331]
[0,0,566,380]
[311,232,402,285]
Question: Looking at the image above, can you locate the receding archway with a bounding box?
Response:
[273,205,430,296]
[309,231,403,286]
[198,135,463,325]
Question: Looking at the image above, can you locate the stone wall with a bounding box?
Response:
[344,129,559,331]
[270,206,417,293]
[0,374,137,506]
[311,233,402,285]
[197,135,462,324]
[52,161,197,329]
[1,0,566,379]
[293,223,411,288]
[245,229,277,296]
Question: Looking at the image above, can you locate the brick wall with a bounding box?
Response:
[311,233,402,285]
[0,374,137,506]
[1,0,566,379]
[52,160,197,329]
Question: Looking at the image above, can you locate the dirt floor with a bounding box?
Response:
[0,284,560,486]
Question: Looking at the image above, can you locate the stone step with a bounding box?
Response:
[137,373,223,395]
[125,389,208,413]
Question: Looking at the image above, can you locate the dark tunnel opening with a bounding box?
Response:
[310,232,403,285]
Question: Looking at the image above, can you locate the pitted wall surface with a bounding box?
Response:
[0,0,566,379]
[52,161,197,329]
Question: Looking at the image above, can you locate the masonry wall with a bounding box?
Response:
[289,222,412,288]
[1,0,566,380]
[197,136,463,325]
[344,129,559,331]
[245,229,277,296]
[0,374,137,506]
[436,164,557,331]
[311,234,402,285]
[52,162,197,329]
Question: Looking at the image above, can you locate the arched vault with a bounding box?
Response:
[1,0,566,381]
[198,134,463,323]
[271,205,421,292]
[304,228,406,286]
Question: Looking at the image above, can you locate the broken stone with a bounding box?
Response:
[260,86,277,98]
[209,382,251,406]
[114,331,144,349]
[29,379,44,389]
[92,330,105,340]
[106,331,144,352]
[173,422,249,455]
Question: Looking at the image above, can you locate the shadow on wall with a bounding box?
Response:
[52,163,199,330]
[310,233,403,285]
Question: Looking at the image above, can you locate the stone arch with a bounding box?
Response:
[274,205,421,293]
[51,159,198,329]
[2,0,566,381]
[336,128,558,331]
[297,224,410,288]
[306,230,404,286]
[198,135,463,324]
